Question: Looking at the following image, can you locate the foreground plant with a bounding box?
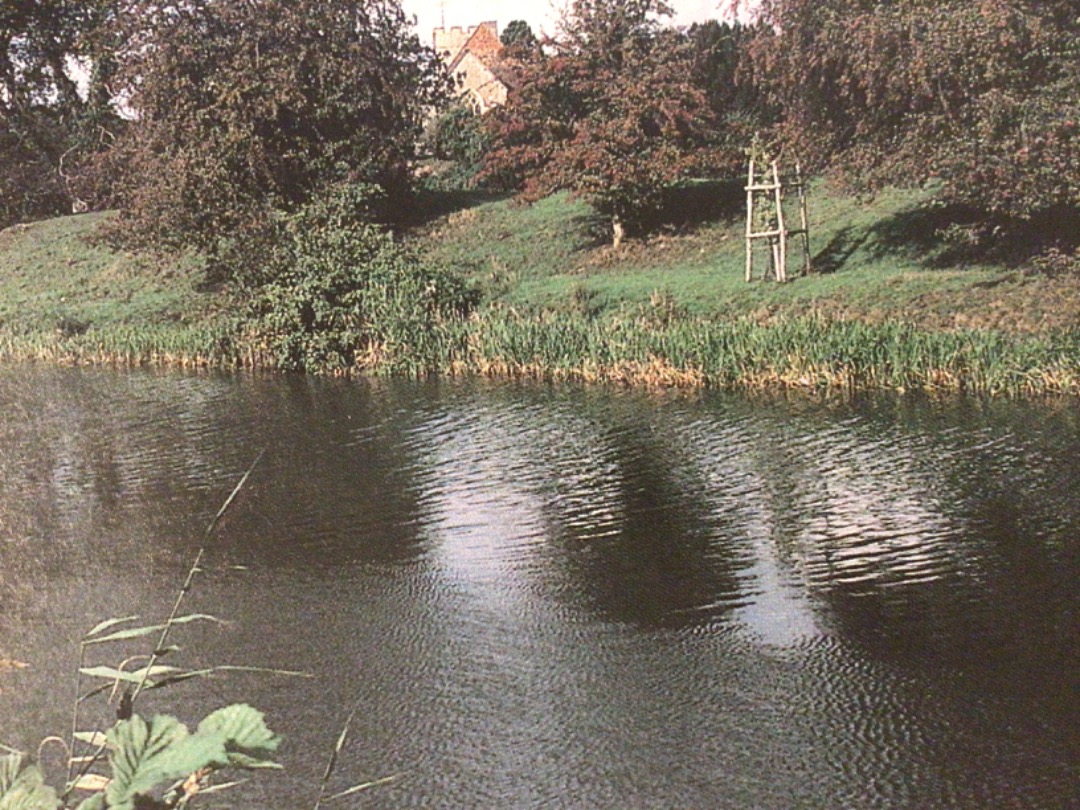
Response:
[0,455,290,809]
[2,451,397,808]
[2,703,278,810]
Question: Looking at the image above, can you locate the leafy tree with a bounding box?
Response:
[688,20,774,146]
[86,0,448,262]
[426,106,490,165]
[481,0,719,247]
[0,1,119,228]
[500,19,539,53]
[747,0,1080,222]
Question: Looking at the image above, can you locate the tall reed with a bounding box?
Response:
[451,311,1080,396]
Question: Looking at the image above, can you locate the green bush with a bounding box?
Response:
[426,106,490,166]
[420,106,491,191]
[239,183,475,374]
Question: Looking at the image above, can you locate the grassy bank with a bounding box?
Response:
[415,181,1080,395]
[0,212,237,367]
[451,313,1080,395]
[418,183,1080,334]
[2,184,1080,395]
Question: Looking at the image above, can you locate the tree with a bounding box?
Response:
[426,105,490,165]
[0,1,119,228]
[747,0,1080,222]
[687,19,775,164]
[481,0,719,247]
[500,19,539,53]
[87,0,447,260]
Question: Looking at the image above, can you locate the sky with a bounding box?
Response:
[402,0,730,44]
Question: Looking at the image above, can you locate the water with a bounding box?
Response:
[0,366,1077,808]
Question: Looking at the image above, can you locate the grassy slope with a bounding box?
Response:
[2,183,1079,391]
[418,183,1080,335]
[0,212,218,330]
[0,213,231,364]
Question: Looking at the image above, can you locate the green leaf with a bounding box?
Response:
[82,614,224,646]
[79,665,181,685]
[73,795,105,810]
[196,704,280,766]
[83,617,140,640]
[104,715,207,810]
[0,755,59,810]
[217,752,282,770]
[101,706,279,810]
[72,733,108,748]
[323,773,403,802]
[146,665,311,691]
[0,756,18,793]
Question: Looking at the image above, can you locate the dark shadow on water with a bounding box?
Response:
[538,417,748,631]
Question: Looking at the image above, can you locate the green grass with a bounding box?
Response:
[3,182,1080,394]
[418,182,1080,334]
[414,179,1080,394]
[448,312,1080,395]
[0,212,234,365]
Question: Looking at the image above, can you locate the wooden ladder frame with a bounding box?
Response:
[745,159,811,282]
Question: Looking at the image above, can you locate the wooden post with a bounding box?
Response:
[796,162,812,275]
[772,161,787,282]
[744,151,810,282]
[745,158,755,282]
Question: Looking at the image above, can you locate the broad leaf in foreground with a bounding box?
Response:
[0,755,59,810]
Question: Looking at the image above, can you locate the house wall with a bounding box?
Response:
[432,21,508,113]
[452,51,508,113]
[433,22,499,61]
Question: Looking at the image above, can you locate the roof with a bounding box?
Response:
[447,21,504,73]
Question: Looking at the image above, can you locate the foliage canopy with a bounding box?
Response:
[748,0,1080,221]
[87,0,447,257]
[482,0,721,245]
[0,1,118,228]
[239,184,474,374]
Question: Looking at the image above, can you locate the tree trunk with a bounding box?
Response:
[612,215,625,249]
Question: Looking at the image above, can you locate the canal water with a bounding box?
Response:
[0,366,1076,808]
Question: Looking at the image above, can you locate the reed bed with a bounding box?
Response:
[4,311,1079,397]
[451,312,1080,396]
[0,323,239,369]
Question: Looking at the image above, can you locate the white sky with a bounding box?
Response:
[402,1,730,44]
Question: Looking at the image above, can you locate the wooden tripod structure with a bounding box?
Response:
[745,158,811,282]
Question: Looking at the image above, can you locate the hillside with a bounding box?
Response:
[1,183,1079,393]
[0,213,230,365]
[416,182,1080,335]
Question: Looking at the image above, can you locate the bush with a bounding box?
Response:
[239,184,475,373]
[87,0,447,255]
[419,106,491,192]
[426,106,490,166]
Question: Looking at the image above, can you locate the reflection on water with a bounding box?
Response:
[0,367,1078,807]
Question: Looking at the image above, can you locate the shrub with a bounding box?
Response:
[426,106,490,166]
[749,0,1080,223]
[481,0,720,247]
[86,0,447,255]
[239,184,475,373]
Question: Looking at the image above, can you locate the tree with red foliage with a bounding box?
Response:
[747,0,1080,223]
[482,0,722,247]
